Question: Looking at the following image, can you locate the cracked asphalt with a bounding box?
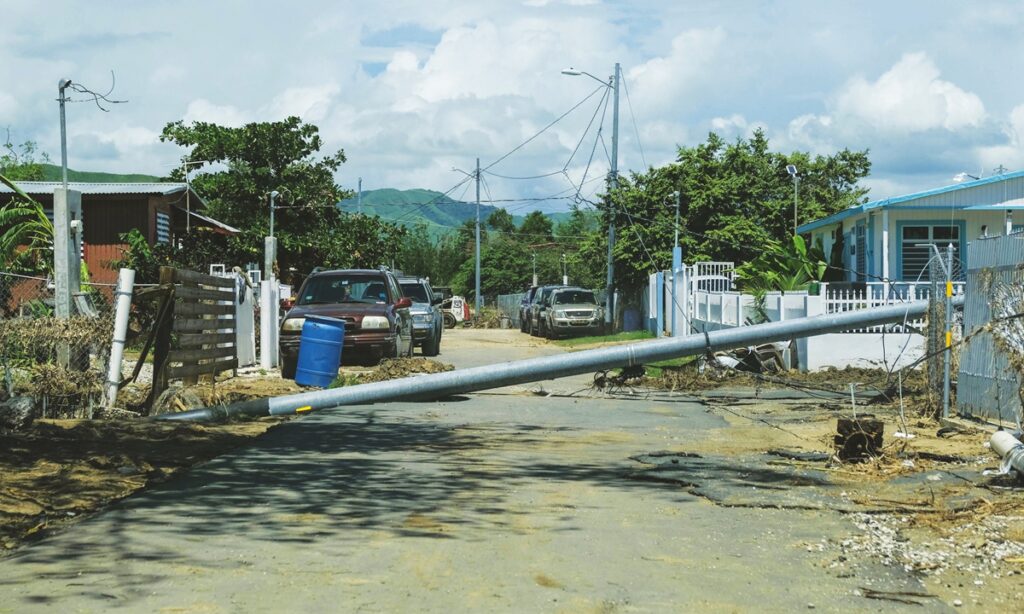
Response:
[0,329,950,612]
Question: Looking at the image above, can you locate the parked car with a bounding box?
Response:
[536,287,603,339]
[278,268,413,377]
[398,276,443,356]
[527,285,565,337]
[518,286,539,333]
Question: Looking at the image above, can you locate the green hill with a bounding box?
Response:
[39,163,162,183]
[338,188,594,240]
[338,188,502,239]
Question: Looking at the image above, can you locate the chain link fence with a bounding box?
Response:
[958,233,1024,426]
[1,271,116,419]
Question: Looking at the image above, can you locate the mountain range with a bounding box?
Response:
[32,167,575,239]
[337,188,577,239]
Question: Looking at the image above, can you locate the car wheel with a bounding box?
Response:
[422,331,440,356]
[281,354,297,380]
[443,312,456,329]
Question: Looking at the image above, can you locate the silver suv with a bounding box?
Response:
[537,287,603,339]
[399,277,443,356]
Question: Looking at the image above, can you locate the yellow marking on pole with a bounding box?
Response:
[296,405,313,413]
[945,331,952,348]
[946,281,953,297]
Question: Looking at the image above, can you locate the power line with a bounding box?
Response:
[483,84,605,173]
[620,72,648,170]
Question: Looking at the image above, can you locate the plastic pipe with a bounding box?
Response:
[105,268,135,408]
[157,296,963,423]
[991,431,1024,476]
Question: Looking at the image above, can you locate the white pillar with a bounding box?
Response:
[260,278,279,369]
[105,268,135,408]
[881,209,890,281]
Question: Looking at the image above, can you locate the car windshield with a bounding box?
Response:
[298,275,388,305]
[400,282,431,303]
[554,290,595,305]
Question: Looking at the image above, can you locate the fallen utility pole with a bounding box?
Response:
[157,297,963,423]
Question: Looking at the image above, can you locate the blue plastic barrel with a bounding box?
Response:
[295,315,345,387]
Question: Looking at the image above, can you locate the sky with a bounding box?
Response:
[2,0,1023,214]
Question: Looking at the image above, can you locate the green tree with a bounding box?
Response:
[397,221,436,278]
[519,210,553,241]
[0,137,49,181]
[607,129,870,295]
[159,116,404,277]
[486,208,516,234]
[0,174,52,273]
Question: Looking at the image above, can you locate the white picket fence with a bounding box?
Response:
[646,263,963,371]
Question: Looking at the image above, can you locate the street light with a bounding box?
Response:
[786,164,799,236]
[563,62,620,330]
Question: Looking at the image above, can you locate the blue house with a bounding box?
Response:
[798,171,1024,284]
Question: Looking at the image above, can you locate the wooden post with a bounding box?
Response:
[148,266,176,409]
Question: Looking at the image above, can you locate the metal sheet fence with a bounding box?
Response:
[495,293,525,325]
[957,233,1024,424]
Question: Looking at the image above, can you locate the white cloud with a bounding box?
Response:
[976,103,1024,169]
[833,52,985,133]
[183,99,251,127]
[267,84,340,123]
[627,28,726,115]
[0,92,17,122]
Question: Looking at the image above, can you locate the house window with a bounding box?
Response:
[901,224,960,281]
[156,211,171,244]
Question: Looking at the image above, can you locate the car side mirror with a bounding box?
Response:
[395,297,412,309]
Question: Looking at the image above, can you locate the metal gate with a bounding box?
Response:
[957,233,1024,424]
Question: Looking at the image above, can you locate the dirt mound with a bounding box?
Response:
[360,357,454,383]
[0,417,280,553]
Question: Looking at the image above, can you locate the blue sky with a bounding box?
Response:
[1,0,1022,214]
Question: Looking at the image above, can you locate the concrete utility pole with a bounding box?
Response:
[607,62,620,330]
[55,79,81,321]
[562,62,620,330]
[475,158,482,317]
[357,177,362,215]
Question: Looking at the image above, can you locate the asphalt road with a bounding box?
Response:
[0,329,939,612]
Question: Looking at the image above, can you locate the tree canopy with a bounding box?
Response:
[158,116,405,280]
[605,129,870,295]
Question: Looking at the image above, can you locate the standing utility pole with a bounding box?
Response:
[673,190,681,249]
[357,177,362,215]
[59,80,70,189]
[786,164,799,236]
[266,191,280,281]
[474,158,482,318]
[605,62,620,330]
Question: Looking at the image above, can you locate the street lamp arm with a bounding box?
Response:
[561,68,610,87]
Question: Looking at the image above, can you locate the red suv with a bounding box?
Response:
[279,268,413,376]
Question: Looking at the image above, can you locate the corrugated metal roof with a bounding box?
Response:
[0,181,188,196]
[799,170,1024,233]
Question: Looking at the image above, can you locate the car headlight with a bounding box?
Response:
[554,310,567,318]
[362,316,390,330]
[281,317,305,332]
[413,313,432,323]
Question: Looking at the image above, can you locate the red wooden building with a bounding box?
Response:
[0,182,238,285]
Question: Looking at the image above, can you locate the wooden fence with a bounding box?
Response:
[151,266,238,398]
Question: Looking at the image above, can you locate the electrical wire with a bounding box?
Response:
[620,72,648,170]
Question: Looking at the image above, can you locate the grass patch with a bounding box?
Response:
[554,330,654,348]
[642,356,697,378]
